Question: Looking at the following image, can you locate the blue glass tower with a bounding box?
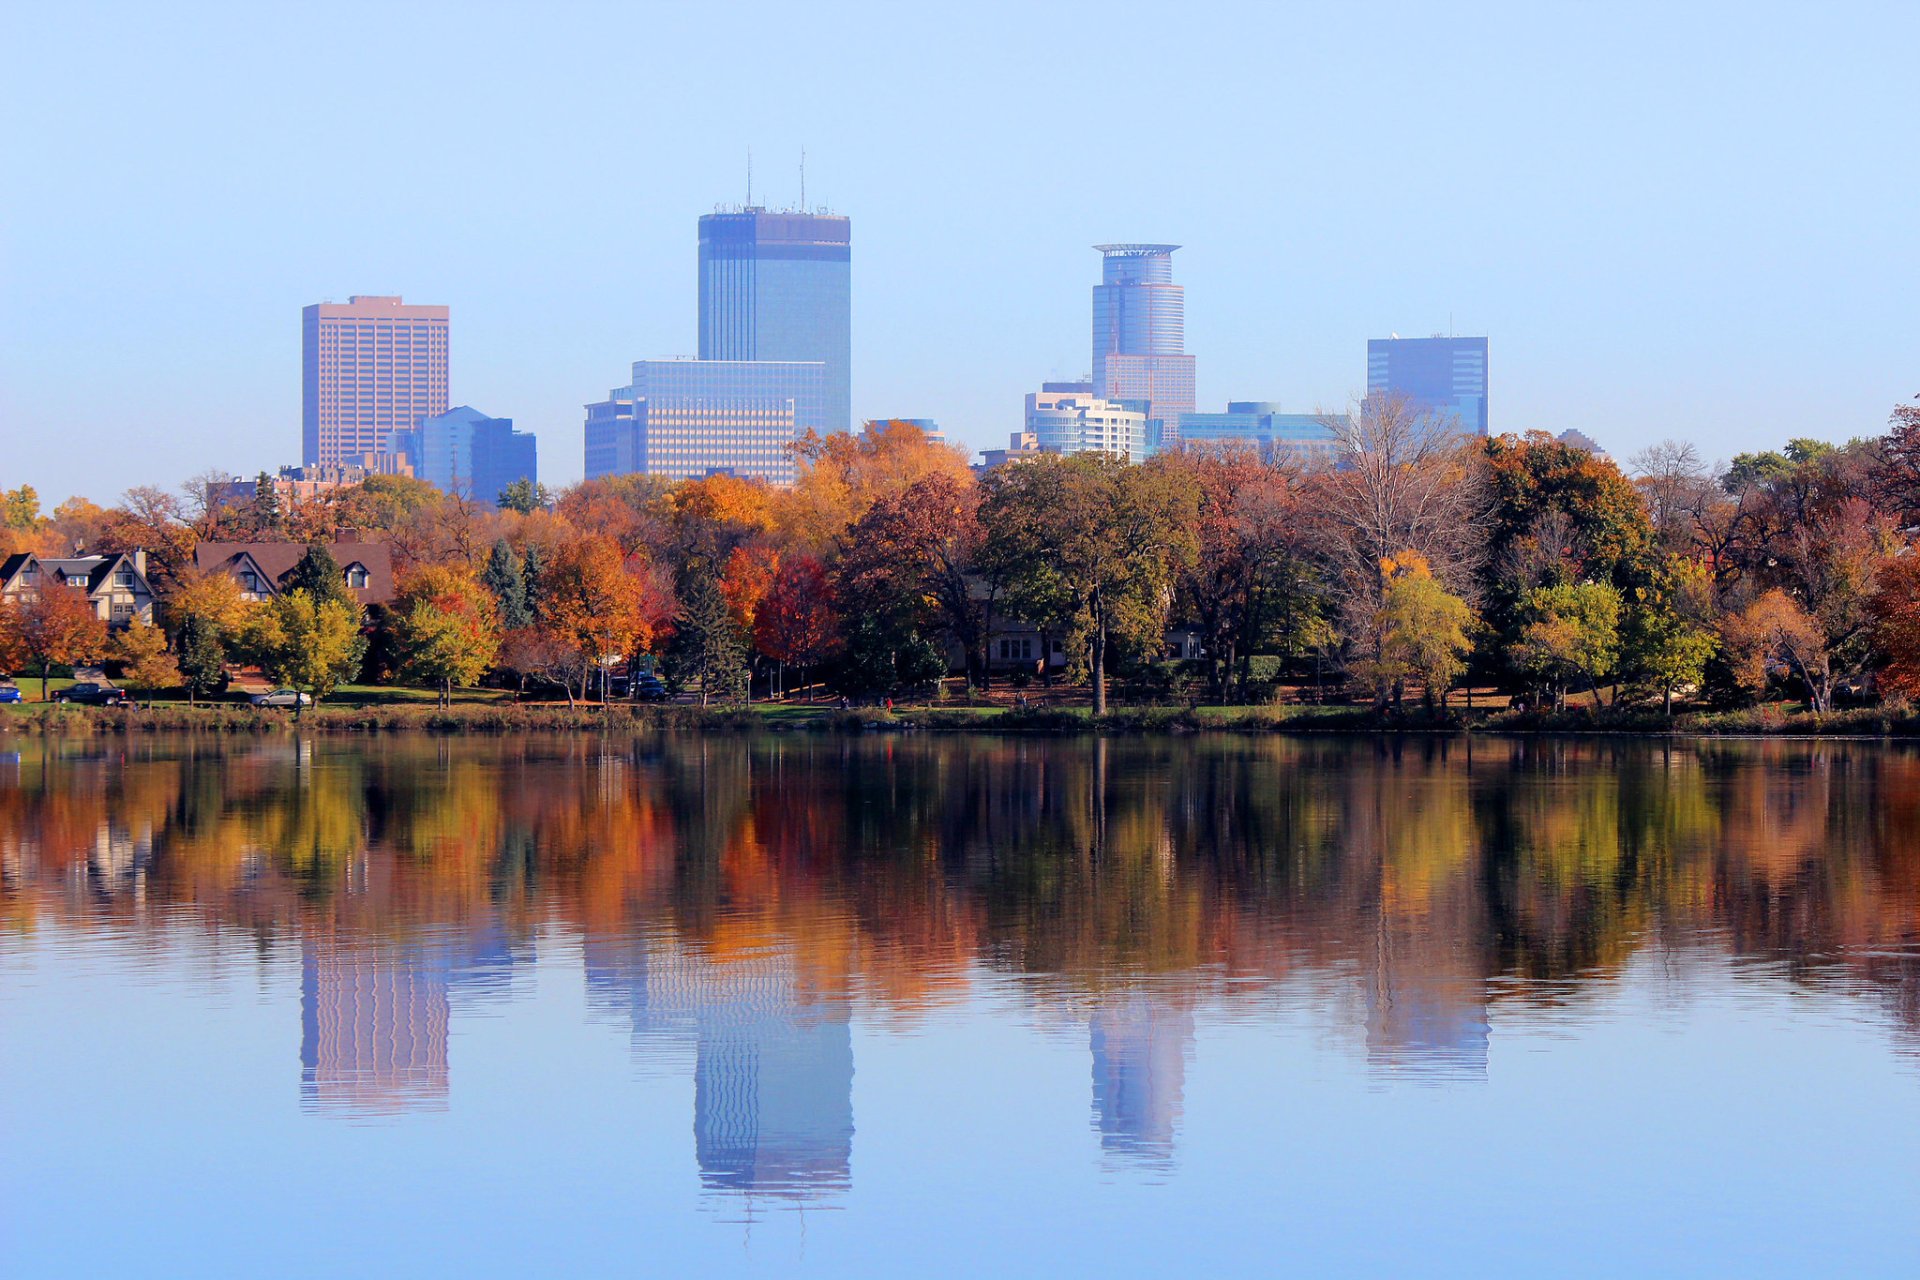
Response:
[699,211,852,433]
[1366,336,1488,436]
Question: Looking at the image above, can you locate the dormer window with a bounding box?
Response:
[241,571,262,592]
[345,564,370,590]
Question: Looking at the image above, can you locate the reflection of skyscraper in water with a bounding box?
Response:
[585,932,853,1198]
[300,939,451,1113]
[299,927,525,1114]
[1364,952,1490,1080]
[1089,994,1194,1165]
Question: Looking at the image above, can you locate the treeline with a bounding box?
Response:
[3,395,1919,714]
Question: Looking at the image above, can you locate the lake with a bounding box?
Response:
[3,733,1918,1277]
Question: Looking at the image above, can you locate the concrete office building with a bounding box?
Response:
[1366,335,1488,437]
[302,295,449,466]
[1092,245,1196,444]
[390,406,538,505]
[699,210,852,433]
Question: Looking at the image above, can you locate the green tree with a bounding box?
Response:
[1511,582,1623,710]
[521,545,546,621]
[393,567,501,707]
[670,568,746,706]
[109,619,179,707]
[982,453,1199,714]
[249,471,284,537]
[497,478,551,515]
[174,612,227,706]
[482,539,532,630]
[246,588,367,717]
[284,542,354,608]
[1369,552,1476,710]
[2,484,41,531]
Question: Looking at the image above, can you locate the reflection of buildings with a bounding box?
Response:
[299,928,523,1113]
[1364,958,1489,1080]
[586,933,854,1198]
[1089,994,1193,1164]
[300,940,451,1112]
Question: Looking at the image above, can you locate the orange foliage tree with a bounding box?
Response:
[540,535,675,704]
[3,585,109,700]
[1869,557,1920,700]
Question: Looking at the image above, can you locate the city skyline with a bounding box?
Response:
[5,3,1916,504]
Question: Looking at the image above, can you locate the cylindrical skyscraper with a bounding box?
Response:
[1091,245,1196,447]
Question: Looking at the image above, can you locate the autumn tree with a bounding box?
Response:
[244,588,366,716]
[780,419,976,550]
[755,556,839,699]
[982,452,1199,714]
[1363,552,1476,710]
[1721,589,1833,712]
[1869,556,1920,701]
[392,567,502,707]
[1510,582,1623,710]
[4,584,108,700]
[541,535,669,704]
[109,619,179,707]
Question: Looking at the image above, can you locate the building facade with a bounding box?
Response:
[1365,335,1488,437]
[1176,402,1342,462]
[301,295,450,466]
[698,210,852,433]
[0,551,156,628]
[584,359,821,486]
[391,405,537,505]
[1092,245,1196,444]
[1025,388,1148,460]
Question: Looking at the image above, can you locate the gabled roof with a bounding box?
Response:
[0,552,151,598]
[192,541,395,604]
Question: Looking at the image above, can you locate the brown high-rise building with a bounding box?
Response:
[302,295,449,466]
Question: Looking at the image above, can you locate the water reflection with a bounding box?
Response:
[4,734,1920,1205]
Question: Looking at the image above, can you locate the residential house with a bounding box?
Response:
[193,541,395,608]
[0,550,157,628]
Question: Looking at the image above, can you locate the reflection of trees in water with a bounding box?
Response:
[5,735,1920,1060]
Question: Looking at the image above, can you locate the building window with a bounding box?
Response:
[241,571,261,592]
[345,564,369,589]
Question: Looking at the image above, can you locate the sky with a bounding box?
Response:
[2,0,1916,505]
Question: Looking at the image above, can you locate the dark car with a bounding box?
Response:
[632,674,670,703]
[56,682,131,707]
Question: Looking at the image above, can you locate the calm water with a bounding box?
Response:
[4,734,1919,1277]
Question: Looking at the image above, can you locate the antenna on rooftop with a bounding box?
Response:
[746,148,753,206]
[799,147,806,211]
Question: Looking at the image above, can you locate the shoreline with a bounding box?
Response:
[3,701,1917,739]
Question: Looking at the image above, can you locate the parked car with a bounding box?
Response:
[0,677,21,705]
[251,688,313,708]
[632,674,670,703]
[55,682,131,707]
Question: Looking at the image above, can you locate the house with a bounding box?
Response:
[192,541,395,608]
[0,550,157,628]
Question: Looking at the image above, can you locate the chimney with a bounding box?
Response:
[131,547,147,576]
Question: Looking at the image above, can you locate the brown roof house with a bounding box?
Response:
[193,541,395,609]
[0,550,157,628]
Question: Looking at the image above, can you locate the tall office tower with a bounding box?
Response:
[300,938,451,1114]
[1365,335,1489,436]
[1091,245,1196,444]
[391,405,538,505]
[698,210,852,433]
[302,295,449,466]
[1089,995,1195,1165]
[584,359,823,486]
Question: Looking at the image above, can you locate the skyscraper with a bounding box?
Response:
[302,295,449,466]
[1092,244,1196,443]
[585,359,822,486]
[1365,335,1489,436]
[698,210,851,433]
[390,405,537,505]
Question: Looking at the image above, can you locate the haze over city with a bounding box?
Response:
[3,1,1916,503]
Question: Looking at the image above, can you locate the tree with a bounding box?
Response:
[1622,558,1718,714]
[1869,555,1920,701]
[4,585,108,700]
[541,535,668,703]
[284,542,354,608]
[392,567,501,707]
[109,619,179,707]
[670,568,747,706]
[755,556,839,699]
[2,485,41,532]
[245,588,367,716]
[1874,395,1920,525]
[780,419,976,550]
[174,612,227,706]
[1510,582,1623,710]
[1722,589,1833,712]
[482,539,532,630]
[497,478,550,515]
[1365,552,1476,710]
[982,452,1199,715]
[249,471,285,537]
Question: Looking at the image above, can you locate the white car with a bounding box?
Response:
[251,688,312,708]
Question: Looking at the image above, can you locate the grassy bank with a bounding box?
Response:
[5,698,1918,738]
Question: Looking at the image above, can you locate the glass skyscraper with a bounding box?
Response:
[584,359,822,486]
[1092,244,1196,443]
[698,210,851,433]
[1365,336,1489,436]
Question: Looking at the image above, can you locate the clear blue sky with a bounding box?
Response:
[3,1,1915,504]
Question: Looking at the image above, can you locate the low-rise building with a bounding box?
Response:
[1024,388,1148,460]
[0,551,156,628]
[1176,402,1343,463]
[193,541,395,607]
